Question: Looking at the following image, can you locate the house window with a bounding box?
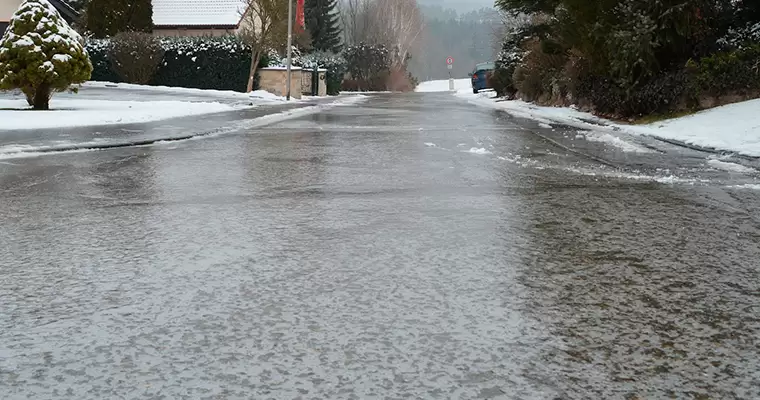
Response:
[0,21,9,36]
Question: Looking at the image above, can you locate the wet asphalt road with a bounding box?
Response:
[1,93,760,399]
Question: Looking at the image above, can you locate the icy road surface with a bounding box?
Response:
[1,93,760,399]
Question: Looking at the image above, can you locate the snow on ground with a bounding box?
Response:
[707,159,756,173]
[582,131,654,153]
[415,78,472,93]
[85,82,298,103]
[0,95,369,159]
[730,184,760,190]
[626,99,760,157]
[444,83,760,157]
[248,90,292,102]
[466,147,492,155]
[0,99,236,130]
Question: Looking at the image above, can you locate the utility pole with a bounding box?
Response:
[286,0,294,100]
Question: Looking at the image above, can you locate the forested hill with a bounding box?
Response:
[409,5,500,81]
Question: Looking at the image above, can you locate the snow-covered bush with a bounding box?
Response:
[110,32,164,85]
[342,44,391,91]
[300,51,346,95]
[492,25,532,97]
[267,46,303,67]
[86,36,263,92]
[0,0,92,110]
[718,22,760,50]
[687,43,760,97]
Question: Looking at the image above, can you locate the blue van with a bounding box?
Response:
[470,62,496,94]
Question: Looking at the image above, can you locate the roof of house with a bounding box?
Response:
[1,0,77,36]
[152,0,246,28]
[49,0,79,22]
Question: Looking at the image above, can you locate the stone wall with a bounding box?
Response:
[258,67,303,99]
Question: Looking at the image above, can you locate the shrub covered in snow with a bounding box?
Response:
[301,52,346,95]
[87,36,265,92]
[718,22,760,50]
[110,32,164,85]
[0,0,92,110]
[688,43,760,97]
[492,24,533,98]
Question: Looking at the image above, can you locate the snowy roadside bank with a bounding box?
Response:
[0,98,238,131]
[415,78,472,93]
[416,79,760,158]
[0,94,368,159]
[452,85,760,158]
[0,81,326,131]
[84,81,297,103]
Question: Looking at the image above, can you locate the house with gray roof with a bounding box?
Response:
[1,0,78,36]
[152,0,250,37]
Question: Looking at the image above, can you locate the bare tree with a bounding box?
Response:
[340,0,372,45]
[239,0,289,92]
[341,0,424,66]
[366,0,424,66]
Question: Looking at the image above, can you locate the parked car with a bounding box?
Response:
[469,62,496,94]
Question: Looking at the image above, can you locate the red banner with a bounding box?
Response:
[296,0,305,32]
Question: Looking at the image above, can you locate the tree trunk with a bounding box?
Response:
[247,52,262,93]
[32,84,52,110]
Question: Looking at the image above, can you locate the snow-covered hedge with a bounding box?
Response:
[718,22,760,50]
[688,43,760,96]
[86,36,264,92]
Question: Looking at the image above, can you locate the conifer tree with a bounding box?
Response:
[305,0,342,53]
[0,0,92,110]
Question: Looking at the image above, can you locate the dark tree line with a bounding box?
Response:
[492,0,760,118]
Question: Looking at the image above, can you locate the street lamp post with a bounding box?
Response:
[286,0,294,101]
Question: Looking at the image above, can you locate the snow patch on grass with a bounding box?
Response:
[85,81,300,103]
[0,99,236,130]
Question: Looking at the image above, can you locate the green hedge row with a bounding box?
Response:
[495,40,760,117]
[689,43,760,96]
[86,36,266,92]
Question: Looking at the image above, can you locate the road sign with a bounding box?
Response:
[446,57,454,65]
[447,64,453,70]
